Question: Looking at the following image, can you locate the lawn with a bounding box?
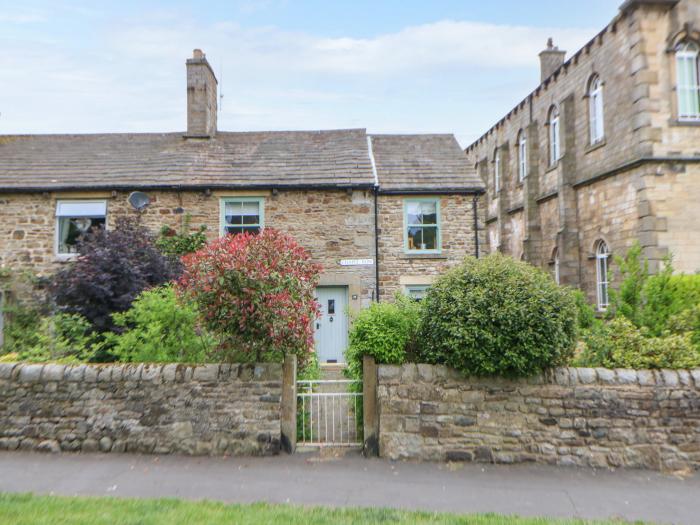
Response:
[0,493,650,525]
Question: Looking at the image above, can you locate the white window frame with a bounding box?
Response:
[403,198,441,254]
[548,106,560,166]
[493,148,501,192]
[676,42,700,121]
[219,197,265,237]
[404,284,430,301]
[588,76,605,145]
[553,248,560,285]
[518,131,528,182]
[54,200,107,258]
[595,241,610,311]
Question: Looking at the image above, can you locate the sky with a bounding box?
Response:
[0,1,621,147]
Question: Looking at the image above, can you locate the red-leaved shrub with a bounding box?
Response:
[178,229,321,365]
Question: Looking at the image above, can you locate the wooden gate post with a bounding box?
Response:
[280,354,297,454]
[363,355,379,457]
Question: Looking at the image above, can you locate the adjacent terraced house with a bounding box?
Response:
[0,49,485,361]
[465,0,700,310]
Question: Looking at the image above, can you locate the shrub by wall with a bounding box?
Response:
[344,294,421,381]
[418,254,578,377]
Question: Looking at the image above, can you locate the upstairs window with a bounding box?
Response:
[221,197,264,236]
[595,240,610,311]
[548,105,561,165]
[676,42,700,120]
[517,130,528,182]
[55,200,106,256]
[404,199,440,253]
[588,75,605,144]
[493,148,501,192]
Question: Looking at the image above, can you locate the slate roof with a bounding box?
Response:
[369,134,483,193]
[0,129,483,193]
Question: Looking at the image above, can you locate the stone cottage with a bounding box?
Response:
[465,0,700,310]
[0,49,484,361]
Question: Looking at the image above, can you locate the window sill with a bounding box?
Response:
[53,255,78,263]
[545,163,559,174]
[669,118,700,127]
[401,252,448,260]
[585,140,606,154]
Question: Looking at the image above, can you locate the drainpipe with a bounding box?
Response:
[374,186,380,302]
[472,195,480,258]
[367,135,381,302]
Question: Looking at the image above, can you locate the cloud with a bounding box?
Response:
[0,7,597,142]
[112,17,593,75]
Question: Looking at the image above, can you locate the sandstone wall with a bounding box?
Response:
[0,188,377,309]
[377,363,700,471]
[0,362,282,456]
[376,194,480,299]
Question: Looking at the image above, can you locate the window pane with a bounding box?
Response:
[225,225,260,236]
[56,201,106,217]
[420,201,437,225]
[407,226,423,250]
[225,201,260,227]
[407,226,438,251]
[422,226,437,249]
[58,217,105,254]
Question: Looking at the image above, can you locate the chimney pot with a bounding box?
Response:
[193,48,204,59]
[538,38,566,82]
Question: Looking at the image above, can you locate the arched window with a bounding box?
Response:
[548,105,560,166]
[676,41,700,120]
[552,247,560,285]
[588,75,604,144]
[595,240,610,311]
[517,130,527,182]
[493,147,501,191]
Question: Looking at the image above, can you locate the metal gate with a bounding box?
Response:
[297,379,362,447]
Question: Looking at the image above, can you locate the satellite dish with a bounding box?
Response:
[128,191,151,211]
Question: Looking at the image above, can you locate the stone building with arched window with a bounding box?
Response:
[465,0,700,310]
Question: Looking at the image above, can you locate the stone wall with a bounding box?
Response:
[377,363,700,471]
[376,194,481,299]
[0,362,282,456]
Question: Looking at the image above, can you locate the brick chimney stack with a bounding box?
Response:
[186,49,218,138]
[538,38,566,82]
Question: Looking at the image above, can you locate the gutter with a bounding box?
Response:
[0,182,378,194]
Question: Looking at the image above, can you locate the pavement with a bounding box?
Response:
[0,450,698,524]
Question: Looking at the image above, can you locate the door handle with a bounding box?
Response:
[329,316,334,323]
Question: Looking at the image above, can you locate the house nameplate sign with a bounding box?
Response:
[339,258,374,266]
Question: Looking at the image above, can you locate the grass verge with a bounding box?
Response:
[0,493,651,525]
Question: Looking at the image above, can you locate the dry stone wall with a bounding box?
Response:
[377,364,700,471]
[0,362,282,456]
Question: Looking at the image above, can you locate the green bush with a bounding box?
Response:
[418,254,578,377]
[156,216,208,258]
[576,317,700,369]
[104,285,215,363]
[344,294,421,381]
[668,304,700,351]
[610,244,700,335]
[1,312,98,363]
